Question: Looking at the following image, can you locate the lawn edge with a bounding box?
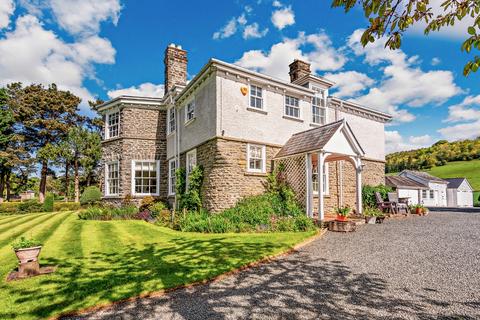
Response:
[51,228,327,320]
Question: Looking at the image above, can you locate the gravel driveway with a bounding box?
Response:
[66,211,480,320]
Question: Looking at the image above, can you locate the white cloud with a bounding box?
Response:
[272,1,282,8]
[438,95,480,141]
[243,23,268,39]
[271,6,295,30]
[431,57,441,66]
[324,71,374,98]
[235,31,346,80]
[385,131,433,153]
[347,29,461,123]
[213,17,238,40]
[0,0,15,29]
[107,83,164,99]
[0,15,116,112]
[437,121,480,141]
[444,95,480,123]
[19,0,122,36]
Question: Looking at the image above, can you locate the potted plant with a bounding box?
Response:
[364,207,382,224]
[12,237,42,265]
[335,206,351,222]
[413,204,425,215]
[422,207,429,216]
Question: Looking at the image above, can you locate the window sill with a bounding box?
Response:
[282,115,303,123]
[102,136,121,143]
[167,131,176,137]
[103,195,120,198]
[245,171,267,177]
[247,107,268,115]
[185,118,196,127]
[309,123,324,128]
[132,193,160,197]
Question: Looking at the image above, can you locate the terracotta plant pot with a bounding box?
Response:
[365,216,377,224]
[415,208,422,215]
[14,246,42,264]
[336,214,348,222]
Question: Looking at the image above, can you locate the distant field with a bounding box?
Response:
[425,159,480,191]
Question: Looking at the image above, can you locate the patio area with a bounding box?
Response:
[67,211,480,319]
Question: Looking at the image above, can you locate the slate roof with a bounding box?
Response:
[444,178,467,189]
[274,120,344,159]
[385,176,428,189]
[401,170,448,184]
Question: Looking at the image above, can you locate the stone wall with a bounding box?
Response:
[172,137,281,212]
[101,105,167,201]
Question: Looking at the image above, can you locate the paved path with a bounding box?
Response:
[66,212,480,319]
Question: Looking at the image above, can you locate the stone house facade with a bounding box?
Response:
[98,44,392,216]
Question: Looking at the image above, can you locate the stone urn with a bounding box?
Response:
[365,216,377,224]
[15,246,42,264]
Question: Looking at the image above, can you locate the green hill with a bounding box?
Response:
[386,137,480,173]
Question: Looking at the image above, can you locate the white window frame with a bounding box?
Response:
[285,95,300,119]
[429,190,435,199]
[168,158,177,196]
[167,107,176,134]
[312,96,326,125]
[249,84,264,110]
[312,162,329,195]
[185,99,195,123]
[131,160,160,196]
[186,149,197,176]
[247,144,266,173]
[422,190,427,199]
[105,110,120,139]
[105,161,119,196]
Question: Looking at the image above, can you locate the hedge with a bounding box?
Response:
[0,201,81,214]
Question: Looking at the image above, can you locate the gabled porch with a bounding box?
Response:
[274,119,365,221]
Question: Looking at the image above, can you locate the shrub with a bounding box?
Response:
[139,196,156,210]
[265,163,303,216]
[149,201,167,219]
[80,186,102,206]
[12,236,42,250]
[53,202,81,212]
[176,166,204,211]
[78,205,139,220]
[362,185,393,208]
[18,200,44,213]
[43,193,55,212]
[363,207,383,217]
[0,202,22,214]
[293,215,316,231]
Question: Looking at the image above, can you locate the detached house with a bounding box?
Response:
[98,44,392,220]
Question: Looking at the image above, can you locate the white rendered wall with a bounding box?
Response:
[167,76,217,159]
[398,188,420,205]
[216,74,386,162]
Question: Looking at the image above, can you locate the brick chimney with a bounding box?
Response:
[288,59,311,83]
[164,43,188,94]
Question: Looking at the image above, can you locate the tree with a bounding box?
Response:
[87,99,105,133]
[332,0,480,75]
[7,83,81,202]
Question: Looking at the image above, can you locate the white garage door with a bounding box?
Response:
[457,191,473,207]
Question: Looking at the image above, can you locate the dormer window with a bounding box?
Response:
[250,85,263,110]
[106,111,119,139]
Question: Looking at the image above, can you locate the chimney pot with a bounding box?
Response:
[288,59,311,83]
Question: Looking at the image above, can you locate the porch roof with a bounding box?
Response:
[274,119,364,159]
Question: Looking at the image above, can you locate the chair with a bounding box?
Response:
[387,192,409,215]
[375,192,396,215]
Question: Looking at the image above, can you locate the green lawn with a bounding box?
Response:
[0,212,315,320]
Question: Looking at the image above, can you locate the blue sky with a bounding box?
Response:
[0,0,479,153]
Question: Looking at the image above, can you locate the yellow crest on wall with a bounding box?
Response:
[240,86,248,96]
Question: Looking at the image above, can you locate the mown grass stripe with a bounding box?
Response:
[0,212,52,235]
[0,212,72,267]
[0,213,60,251]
